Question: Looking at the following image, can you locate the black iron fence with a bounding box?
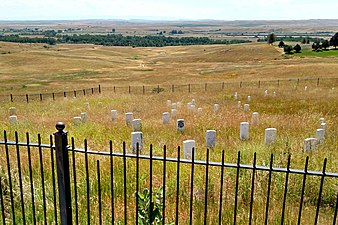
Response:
[1,123,338,224]
[1,77,338,103]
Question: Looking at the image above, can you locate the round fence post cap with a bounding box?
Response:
[56,122,65,131]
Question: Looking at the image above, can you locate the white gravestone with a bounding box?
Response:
[198,108,202,117]
[234,92,238,100]
[192,99,196,105]
[125,112,134,125]
[177,119,184,132]
[132,119,142,132]
[240,122,249,141]
[111,110,117,121]
[9,107,16,116]
[172,103,177,109]
[84,102,90,110]
[265,128,277,145]
[131,132,143,152]
[316,129,325,144]
[206,130,216,148]
[73,117,82,125]
[244,104,250,113]
[320,123,327,131]
[304,86,308,91]
[187,102,192,110]
[9,116,17,124]
[183,140,196,159]
[304,138,317,152]
[319,118,325,124]
[189,104,195,113]
[251,112,259,126]
[171,109,177,118]
[167,100,172,108]
[162,112,170,124]
[273,91,276,97]
[237,101,241,109]
[214,104,219,113]
[264,90,268,97]
[81,112,88,122]
[248,96,251,102]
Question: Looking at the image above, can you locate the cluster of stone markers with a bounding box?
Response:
[5,88,327,158]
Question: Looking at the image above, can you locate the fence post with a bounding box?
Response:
[172,84,174,93]
[278,80,280,87]
[91,88,94,94]
[297,78,299,86]
[240,81,242,88]
[64,92,66,98]
[83,89,86,96]
[157,85,160,93]
[258,80,260,88]
[74,91,76,98]
[143,85,145,94]
[40,94,43,101]
[54,122,72,225]
[222,82,225,90]
[205,83,207,91]
[26,94,29,103]
[188,84,191,93]
[99,85,101,94]
[114,86,116,93]
[129,86,131,94]
[52,93,55,101]
[317,78,320,86]
[10,94,13,102]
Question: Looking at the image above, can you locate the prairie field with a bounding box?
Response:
[1,41,338,224]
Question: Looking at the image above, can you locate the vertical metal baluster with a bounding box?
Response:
[149,144,153,223]
[233,151,241,225]
[97,160,102,225]
[0,178,5,225]
[204,148,210,225]
[281,155,291,225]
[264,154,274,225]
[136,143,140,225]
[85,139,90,225]
[249,152,257,225]
[218,150,225,225]
[110,141,115,224]
[38,134,47,225]
[162,145,167,225]
[314,158,327,225]
[175,147,181,225]
[189,147,195,225]
[71,137,79,225]
[297,156,309,225]
[123,142,127,225]
[49,135,58,225]
[26,132,36,225]
[15,132,26,225]
[5,131,16,224]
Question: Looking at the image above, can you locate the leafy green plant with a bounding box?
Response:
[137,187,173,225]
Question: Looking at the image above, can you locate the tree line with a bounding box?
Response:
[0,34,250,47]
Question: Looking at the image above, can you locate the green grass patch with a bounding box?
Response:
[297,49,338,57]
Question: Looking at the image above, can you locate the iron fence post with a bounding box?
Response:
[54,122,72,225]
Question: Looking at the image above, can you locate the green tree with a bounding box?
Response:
[284,45,293,54]
[330,32,338,49]
[267,33,275,44]
[293,44,301,53]
[278,41,285,48]
[312,42,321,51]
[321,40,330,50]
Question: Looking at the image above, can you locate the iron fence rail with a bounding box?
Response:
[1,125,338,224]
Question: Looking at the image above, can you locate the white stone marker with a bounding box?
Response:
[125,112,134,125]
[189,104,195,113]
[264,90,268,97]
[111,110,117,121]
[183,140,196,159]
[237,101,241,109]
[171,109,177,118]
[316,129,325,144]
[162,112,170,124]
[320,118,325,124]
[244,104,250,113]
[304,86,308,91]
[192,99,196,105]
[81,112,88,122]
[187,102,192,110]
[304,138,317,152]
[264,128,277,145]
[167,100,172,108]
[320,123,327,131]
[234,92,238,100]
[177,119,185,132]
[273,91,276,97]
[206,130,216,148]
[131,132,143,152]
[251,112,259,126]
[172,103,177,109]
[9,116,17,124]
[198,108,203,117]
[214,104,219,113]
[9,107,17,116]
[240,122,249,141]
[248,96,251,102]
[132,119,142,132]
[73,117,82,125]
[84,102,90,110]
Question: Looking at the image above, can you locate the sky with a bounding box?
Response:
[1,0,338,21]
